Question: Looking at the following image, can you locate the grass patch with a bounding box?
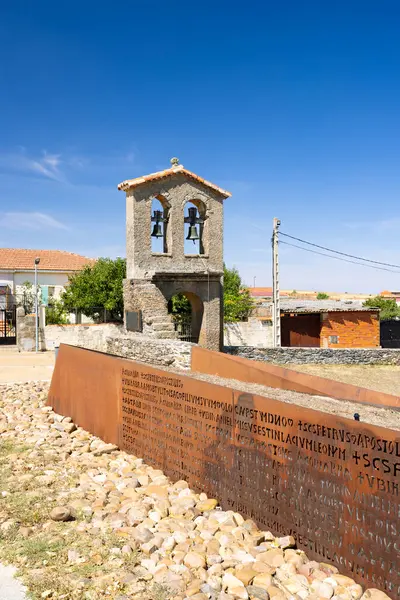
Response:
[2,535,65,568]
[23,571,72,600]
[0,490,56,528]
[0,440,30,456]
[0,419,151,599]
[146,583,172,600]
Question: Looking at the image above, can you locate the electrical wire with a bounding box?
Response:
[280,240,400,274]
[280,232,400,269]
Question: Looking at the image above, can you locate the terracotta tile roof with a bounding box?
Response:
[381,290,400,297]
[118,164,231,198]
[280,299,378,313]
[249,287,273,297]
[0,248,96,272]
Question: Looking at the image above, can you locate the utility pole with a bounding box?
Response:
[272,218,281,347]
[34,257,40,352]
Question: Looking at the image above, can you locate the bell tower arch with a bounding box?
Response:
[118,158,231,350]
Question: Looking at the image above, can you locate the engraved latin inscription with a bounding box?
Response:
[120,367,400,598]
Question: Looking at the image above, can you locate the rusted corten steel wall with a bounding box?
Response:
[48,344,400,599]
[192,347,400,408]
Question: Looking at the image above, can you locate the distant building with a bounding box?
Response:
[226,298,380,349]
[248,287,374,303]
[279,299,380,348]
[0,248,95,306]
[249,287,273,299]
[380,290,400,305]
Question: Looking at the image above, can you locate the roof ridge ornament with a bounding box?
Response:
[170,157,181,168]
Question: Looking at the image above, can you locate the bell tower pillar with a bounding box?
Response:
[118,158,231,351]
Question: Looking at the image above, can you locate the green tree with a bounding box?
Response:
[168,293,192,323]
[223,264,253,322]
[363,296,400,320]
[62,258,126,322]
[317,292,329,300]
[46,299,69,325]
[224,264,242,295]
[18,281,41,314]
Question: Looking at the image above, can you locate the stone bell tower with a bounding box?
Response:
[118,158,231,350]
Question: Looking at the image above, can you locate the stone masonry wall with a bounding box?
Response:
[104,335,192,370]
[225,345,400,365]
[17,309,45,352]
[125,174,224,279]
[123,171,225,351]
[224,319,273,348]
[44,323,122,352]
[44,323,192,370]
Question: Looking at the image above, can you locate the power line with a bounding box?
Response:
[280,232,400,269]
[280,241,400,274]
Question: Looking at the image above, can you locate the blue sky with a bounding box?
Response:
[1,1,400,293]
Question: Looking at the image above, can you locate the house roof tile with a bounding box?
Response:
[118,164,231,198]
[279,299,378,313]
[0,248,96,272]
[249,287,273,297]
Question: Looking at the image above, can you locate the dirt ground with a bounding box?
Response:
[287,364,400,397]
[0,352,55,383]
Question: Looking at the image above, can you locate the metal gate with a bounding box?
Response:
[0,306,17,345]
[380,319,400,348]
[172,315,194,342]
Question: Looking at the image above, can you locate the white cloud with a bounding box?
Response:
[1,212,69,231]
[42,152,61,169]
[0,146,140,187]
[344,218,400,231]
[0,150,64,182]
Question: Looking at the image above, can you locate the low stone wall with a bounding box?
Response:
[44,323,122,352]
[104,335,192,370]
[225,346,400,365]
[44,323,192,370]
[224,319,272,347]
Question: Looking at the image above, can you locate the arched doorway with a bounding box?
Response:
[168,292,204,343]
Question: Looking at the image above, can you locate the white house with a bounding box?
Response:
[0,248,96,306]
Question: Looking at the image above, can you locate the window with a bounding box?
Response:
[151,197,169,253]
[184,200,206,255]
[48,286,55,298]
[329,335,339,344]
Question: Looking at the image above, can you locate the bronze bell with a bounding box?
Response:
[151,223,163,238]
[186,224,200,241]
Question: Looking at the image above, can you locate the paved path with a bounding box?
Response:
[0,565,27,599]
[0,351,55,383]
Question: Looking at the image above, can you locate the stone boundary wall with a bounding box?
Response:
[225,346,400,365]
[104,335,191,370]
[44,324,191,370]
[224,319,272,347]
[44,323,123,352]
